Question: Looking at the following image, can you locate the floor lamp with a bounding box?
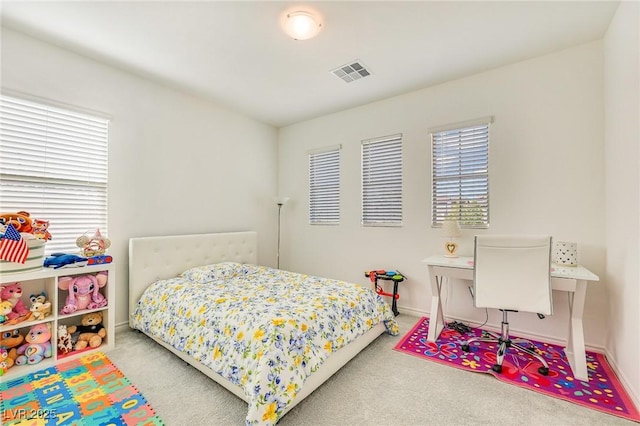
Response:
[275,196,290,269]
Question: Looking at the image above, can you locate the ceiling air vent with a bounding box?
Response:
[330,61,371,83]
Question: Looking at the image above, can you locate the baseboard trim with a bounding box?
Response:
[115,321,130,331]
[603,348,640,412]
[396,306,429,319]
[396,305,607,353]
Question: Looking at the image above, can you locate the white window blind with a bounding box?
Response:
[0,94,109,253]
[431,118,491,228]
[362,134,402,226]
[309,146,340,225]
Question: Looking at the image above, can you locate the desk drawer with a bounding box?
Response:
[431,265,473,280]
[552,277,576,292]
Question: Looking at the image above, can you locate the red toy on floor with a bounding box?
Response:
[365,269,405,316]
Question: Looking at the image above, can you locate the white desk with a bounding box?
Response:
[423,255,599,381]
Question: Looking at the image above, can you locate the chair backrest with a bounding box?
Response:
[473,235,553,315]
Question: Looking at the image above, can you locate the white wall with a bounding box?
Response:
[278,41,607,347]
[1,29,279,325]
[604,1,640,407]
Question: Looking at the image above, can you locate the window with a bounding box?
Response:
[362,134,402,226]
[0,93,109,253]
[309,145,340,224]
[431,117,492,228]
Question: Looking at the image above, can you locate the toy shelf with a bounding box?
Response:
[1,263,115,379]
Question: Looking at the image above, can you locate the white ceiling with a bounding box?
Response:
[1,1,618,127]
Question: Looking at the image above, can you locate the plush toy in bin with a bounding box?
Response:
[0,329,24,370]
[57,324,74,355]
[0,211,33,234]
[0,282,31,322]
[15,323,52,365]
[58,271,108,314]
[29,292,52,321]
[67,312,106,350]
[0,301,13,324]
[32,219,52,241]
[0,347,8,376]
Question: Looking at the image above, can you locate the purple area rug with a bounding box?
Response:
[394,317,639,422]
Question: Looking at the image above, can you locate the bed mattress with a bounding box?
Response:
[131,262,398,425]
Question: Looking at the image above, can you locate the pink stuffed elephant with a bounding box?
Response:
[58,271,108,314]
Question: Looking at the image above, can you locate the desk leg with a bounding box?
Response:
[565,280,589,381]
[427,267,445,342]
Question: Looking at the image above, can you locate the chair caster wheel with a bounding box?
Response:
[461,344,470,352]
[492,364,502,373]
[538,366,549,376]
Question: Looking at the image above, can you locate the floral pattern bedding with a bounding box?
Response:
[131,263,398,425]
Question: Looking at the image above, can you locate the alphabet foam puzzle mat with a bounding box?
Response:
[1,351,164,425]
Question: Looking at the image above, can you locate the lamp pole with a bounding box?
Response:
[277,202,283,269]
[274,197,289,269]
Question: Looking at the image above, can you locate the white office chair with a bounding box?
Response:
[461,235,553,375]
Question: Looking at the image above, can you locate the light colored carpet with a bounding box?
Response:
[109,315,635,425]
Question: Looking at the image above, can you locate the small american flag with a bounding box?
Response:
[0,224,29,264]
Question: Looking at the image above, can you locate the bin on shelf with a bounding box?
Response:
[0,239,46,274]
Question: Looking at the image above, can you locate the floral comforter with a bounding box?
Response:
[131,262,398,425]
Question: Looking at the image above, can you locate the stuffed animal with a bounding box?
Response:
[16,323,52,365]
[30,301,52,321]
[0,211,33,234]
[44,253,88,269]
[0,300,13,324]
[57,324,74,355]
[1,328,24,369]
[0,346,8,376]
[0,282,30,320]
[58,271,108,314]
[68,312,106,350]
[28,292,51,320]
[29,292,47,305]
[32,219,52,241]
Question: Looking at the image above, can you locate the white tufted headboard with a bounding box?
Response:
[128,231,257,327]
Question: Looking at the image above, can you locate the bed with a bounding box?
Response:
[128,231,398,425]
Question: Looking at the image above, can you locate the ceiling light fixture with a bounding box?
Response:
[283,11,323,40]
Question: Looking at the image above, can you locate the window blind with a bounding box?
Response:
[362,134,402,226]
[0,94,109,253]
[309,146,340,224]
[431,120,490,228]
